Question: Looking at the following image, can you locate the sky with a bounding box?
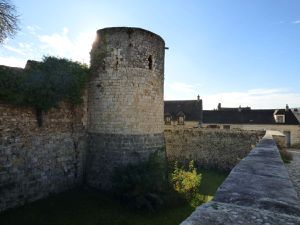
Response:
[1,0,300,109]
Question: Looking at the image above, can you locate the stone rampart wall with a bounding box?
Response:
[203,123,300,146]
[0,103,86,212]
[165,128,264,170]
[231,124,300,146]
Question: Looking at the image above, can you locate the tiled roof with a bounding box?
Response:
[203,109,299,125]
[164,100,202,121]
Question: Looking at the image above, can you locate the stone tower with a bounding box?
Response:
[86,27,165,189]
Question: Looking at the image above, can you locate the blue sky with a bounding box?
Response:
[1,0,300,109]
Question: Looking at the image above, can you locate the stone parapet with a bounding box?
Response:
[180,136,300,224]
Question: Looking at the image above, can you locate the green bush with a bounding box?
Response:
[112,156,215,211]
[0,65,25,104]
[22,56,89,111]
[112,151,171,211]
[170,161,203,207]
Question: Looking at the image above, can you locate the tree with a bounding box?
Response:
[0,0,19,43]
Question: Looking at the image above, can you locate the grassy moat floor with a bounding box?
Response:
[0,170,228,225]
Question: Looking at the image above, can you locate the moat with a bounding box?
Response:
[0,169,227,225]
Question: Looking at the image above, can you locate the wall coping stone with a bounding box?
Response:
[181,132,300,224]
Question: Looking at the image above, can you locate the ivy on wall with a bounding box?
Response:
[0,56,90,126]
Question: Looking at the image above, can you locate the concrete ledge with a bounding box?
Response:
[181,135,300,224]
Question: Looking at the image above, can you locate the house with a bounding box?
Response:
[164,95,203,128]
[203,103,300,147]
[292,108,300,123]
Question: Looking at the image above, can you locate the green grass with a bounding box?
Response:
[198,169,229,195]
[0,169,228,225]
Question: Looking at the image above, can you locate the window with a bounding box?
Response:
[176,111,185,125]
[165,116,171,125]
[276,115,285,123]
[148,55,153,70]
[178,116,184,125]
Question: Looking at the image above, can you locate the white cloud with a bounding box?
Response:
[38,27,95,64]
[0,26,96,67]
[3,42,34,56]
[202,89,300,109]
[165,82,202,100]
[0,56,27,68]
[38,27,73,56]
[26,25,41,35]
[4,45,26,55]
[164,82,300,109]
[292,20,300,24]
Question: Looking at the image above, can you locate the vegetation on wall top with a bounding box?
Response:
[0,56,89,125]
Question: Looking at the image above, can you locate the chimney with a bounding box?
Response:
[286,104,289,111]
[238,105,242,112]
[217,103,221,110]
[197,94,200,102]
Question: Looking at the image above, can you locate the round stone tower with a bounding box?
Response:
[86,27,165,189]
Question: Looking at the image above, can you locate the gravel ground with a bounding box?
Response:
[286,149,300,200]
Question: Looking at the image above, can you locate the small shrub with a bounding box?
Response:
[112,151,170,211]
[170,161,203,207]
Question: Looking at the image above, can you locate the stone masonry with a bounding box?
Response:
[0,27,166,211]
[180,135,300,225]
[165,128,264,170]
[1,27,299,224]
[86,27,166,189]
[0,102,86,212]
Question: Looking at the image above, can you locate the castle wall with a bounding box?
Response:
[203,123,300,146]
[164,128,264,170]
[230,124,300,146]
[0,103,87,212]
[181,136,300,225]
[86,27,166,189]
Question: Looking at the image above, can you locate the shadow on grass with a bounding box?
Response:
[198,169,229,196]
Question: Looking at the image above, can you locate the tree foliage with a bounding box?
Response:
[0,56,89,125]
[0,0,19,43]
[22,57,89,111]
[0,65,23,103]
